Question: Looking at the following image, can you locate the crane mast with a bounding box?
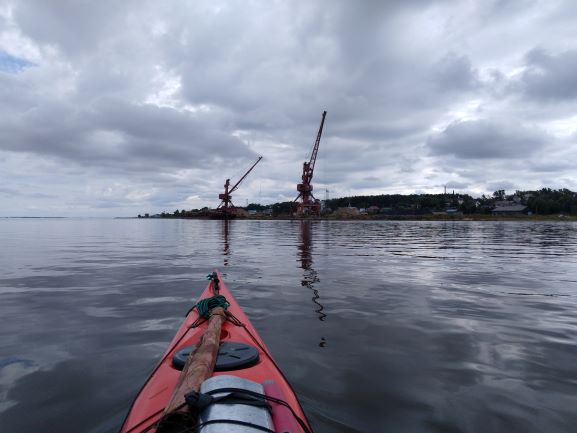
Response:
[218,156,263,218]
[294,111,327,216]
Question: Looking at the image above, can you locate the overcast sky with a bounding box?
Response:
[1,0,576,216]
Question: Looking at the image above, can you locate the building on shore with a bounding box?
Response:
[492,201,529,216]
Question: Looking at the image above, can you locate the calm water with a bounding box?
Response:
[1,219,577,433]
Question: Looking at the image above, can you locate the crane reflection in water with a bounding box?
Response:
[298,220,327,325]
[221,219,230,268]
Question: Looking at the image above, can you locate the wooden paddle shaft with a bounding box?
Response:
[162,307,226,418]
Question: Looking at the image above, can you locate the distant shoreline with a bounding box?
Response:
[0,216,68,219]
[140,214,577,222]
[253,215,577,222]
[3,215,574,221]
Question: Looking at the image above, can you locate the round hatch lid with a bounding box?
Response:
[172,341,260,371]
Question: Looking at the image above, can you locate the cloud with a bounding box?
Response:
[0,186,18,195]
[486,180,518,193]
[331,121,423,142]
[12,0,139,56]
[445,181,470,189]
[0,96,255,172]
[518,48,577,101]
[427,120,548,159]
[433,53,480,92]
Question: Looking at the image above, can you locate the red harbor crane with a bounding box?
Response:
[294,111,327,216]
[217,156,263,218]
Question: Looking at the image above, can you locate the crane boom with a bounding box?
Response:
[306,110,326,183]
[230,156,263,194]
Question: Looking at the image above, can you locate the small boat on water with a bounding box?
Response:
[120,270,314,433]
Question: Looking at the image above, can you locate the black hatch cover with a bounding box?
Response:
[172,341,260,371]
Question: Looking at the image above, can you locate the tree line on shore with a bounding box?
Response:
[325,188,577,215]
[140,188,577,218]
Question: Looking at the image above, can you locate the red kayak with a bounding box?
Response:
[120,270,314,433]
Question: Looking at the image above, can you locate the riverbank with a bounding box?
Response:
[264,215,576,221]
[155,214,577,222]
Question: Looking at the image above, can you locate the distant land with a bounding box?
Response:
[1,216,67,219]
[140,188,577,220]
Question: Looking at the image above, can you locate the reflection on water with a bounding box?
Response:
[222,219,230,267]
[298,220,326,322]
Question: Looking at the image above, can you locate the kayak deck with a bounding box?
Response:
[120,270,311,433]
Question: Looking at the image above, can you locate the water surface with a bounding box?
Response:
[1,219,577,432]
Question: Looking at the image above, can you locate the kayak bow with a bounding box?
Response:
[120,270,313,433]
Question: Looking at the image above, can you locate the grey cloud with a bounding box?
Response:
[0,73,37,109]
[352,176,386,190]
[433,53,479,92]
[28,192,58,199]
[427,120,547,159]
[12,0,139,56]
[519,48,577,101]
[446,181,470,189]
[92,99,254,162]
[530,161,576,173]
[165,1,460,146]
[0,185,56,199]
[0,89,255,172]
[482,0,539,20]
[330,122,423,142]
[486,180,518,192]
[0,186,18,195]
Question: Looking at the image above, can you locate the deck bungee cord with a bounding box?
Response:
[153,386,314,433]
